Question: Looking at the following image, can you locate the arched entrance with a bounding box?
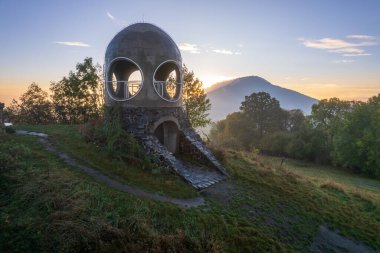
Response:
[153,121,179,154]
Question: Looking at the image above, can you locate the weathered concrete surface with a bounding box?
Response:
[104,23,182,107]
[104,23,228,190]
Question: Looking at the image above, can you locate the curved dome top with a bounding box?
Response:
[105,23,182,64]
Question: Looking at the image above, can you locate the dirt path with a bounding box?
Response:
[310,225,379,253]
[16,130,205,208]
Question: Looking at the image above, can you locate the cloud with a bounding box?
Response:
[178,43,200,54]
[300,35,377,58]
[106,11,115,20]
[330,47,364,53]
[106,11,126,26]
[213,49,233,55]
[343,53,371,57]
[333,59,355,64]
[213,48,241,55]
[55,41,90,47]
[346,34,375,40]
[302,38,355,49]
[178,43,242,55]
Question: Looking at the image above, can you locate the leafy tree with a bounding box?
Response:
[285,109,306,133]
[7,83,53,124]
[310,98,357,142]
[209,112,252,149]
[240,92,284,138]
[333,94,380,177]
[50,57,103,124]
[182,65,211,128]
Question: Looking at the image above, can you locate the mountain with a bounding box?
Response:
[205,76,319,121]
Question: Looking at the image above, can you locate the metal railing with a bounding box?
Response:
[106,80,142,99]
[153,81,181,100]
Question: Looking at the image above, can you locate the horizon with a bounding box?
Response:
[1,0,380,106]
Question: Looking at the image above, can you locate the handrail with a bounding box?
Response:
[153,80,182,97]
[106,80,142,99]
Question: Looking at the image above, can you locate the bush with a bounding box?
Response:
[79,119,107,146]
[0,140,32,171]
[5,126,15,134]
[79,106,152,170]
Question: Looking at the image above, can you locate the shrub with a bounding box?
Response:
[79,106,152,170]
[0,140,32,171]
[5,126,16,134]
[79,119,107,146]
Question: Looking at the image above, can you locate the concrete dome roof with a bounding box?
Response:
[104,23,183,107]
[105,23,181,64]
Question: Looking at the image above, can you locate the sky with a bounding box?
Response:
[0,0,379,106]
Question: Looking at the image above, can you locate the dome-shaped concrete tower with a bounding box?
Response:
[104,23,183,107]
[104,23,227,189]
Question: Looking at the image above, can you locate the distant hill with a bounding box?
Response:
[205,76,319,121]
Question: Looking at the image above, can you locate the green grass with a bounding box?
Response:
[15,124,197,199]
[261,155,380,205]
[1,126,380,252]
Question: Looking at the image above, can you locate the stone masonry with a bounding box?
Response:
[104,23,228,189]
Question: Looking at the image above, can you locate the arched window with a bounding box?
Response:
[106,58,143,101]
[153,60,182,102]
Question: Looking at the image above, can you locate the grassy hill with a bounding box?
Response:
[1,125,379,252]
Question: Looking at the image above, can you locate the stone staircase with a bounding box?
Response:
[137,132,227,189]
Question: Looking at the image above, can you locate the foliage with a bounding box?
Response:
[210,92,380,177]
[16,124,197,199]
[103,105,149,164]
[79,105,151,169]
[0,138,31,171]
[1,132,379,252]
[333,94,380,177]
[5,126,15,134]
[6,83,53,124]
[240,92,285,138]
[50,57,103,124]
[182,65,211,128]
[209,112,252,149]
[210,92,296,151]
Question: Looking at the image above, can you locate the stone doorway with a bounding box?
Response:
[153,121,179,154]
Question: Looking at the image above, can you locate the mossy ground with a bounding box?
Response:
[1,125,379,252]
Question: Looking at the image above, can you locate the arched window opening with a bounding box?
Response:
[106,58,143,101]
[153,61,182,102]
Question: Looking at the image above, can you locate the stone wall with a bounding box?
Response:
[115,106,228,188]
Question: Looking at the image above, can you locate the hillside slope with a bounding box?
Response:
[206,76,318,121]
[1,126,379,252]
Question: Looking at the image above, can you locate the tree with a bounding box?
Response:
[285,109,306,133]
[182,65,211,128]
[50,57,103,124]
[240,92,284,138]
[7,83,53,124]
[333,94,380,177]
[309,98,357,142]
[209,112,253,149]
